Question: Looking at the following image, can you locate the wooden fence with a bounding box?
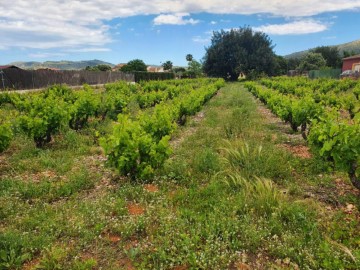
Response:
[0,69,134,90]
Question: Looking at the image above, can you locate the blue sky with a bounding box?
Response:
[1,1,360,66]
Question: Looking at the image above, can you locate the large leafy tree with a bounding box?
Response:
[312,46,342,68]
[273,55,288,76]
[203,27,276,80]
[186,60,203,78]
[186,54,193,62]
[120,59,147,72]
[162,60,173,71]
[287,58,301,70]
[298,52,326,72]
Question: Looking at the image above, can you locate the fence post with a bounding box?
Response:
[0,70,4,90]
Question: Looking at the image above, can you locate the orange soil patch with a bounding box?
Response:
[335,178,360,197]
[102,233,122,243]
[127,203,145,216]
[231,262,251,270]
[144,184,159,193]
[124,238,139,251]
[118,258,135,270]
[171,266,189,270]
[280,144,312,159]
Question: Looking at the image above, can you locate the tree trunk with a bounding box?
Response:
[301,123,307,140]
[348,162,360,190]
[290,122,298,132]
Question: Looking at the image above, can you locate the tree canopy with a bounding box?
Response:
[162,60,173,71]
[272,55,288,76]
[186,54,193,62]
[120,59,147,72]
[187,60,203,78]
[312,46,342,68]
[85,64,112,71]
[203,27,276,80]
[298,52,327,72]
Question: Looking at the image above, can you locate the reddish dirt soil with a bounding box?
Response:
[127,203,145,216]
[335,178,360,197]
[124,238,139,251]
[280,144,312,159]
[118,258,135,270]
[144,184,159,192]
[171,266,189,270]
[105,233,121,243]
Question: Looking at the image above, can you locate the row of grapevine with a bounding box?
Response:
[0,79,223,152]
[100,78,225,179]
[260,77,360,118]
[245,80,360,190]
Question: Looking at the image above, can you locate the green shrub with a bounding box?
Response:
[0,122,13,153]
[69,85,101,130]
[100,115,172,179]
[134,72,175,82]
[18,95,70,147]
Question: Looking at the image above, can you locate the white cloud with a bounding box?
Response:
[153,13,199,25]
[253,20,328,35]
[210,21,217,25]
[0,0,359,51]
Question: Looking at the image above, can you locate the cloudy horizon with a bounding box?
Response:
[1,0,360,65]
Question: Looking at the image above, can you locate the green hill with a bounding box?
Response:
[285,39,360,59]
[9,59,115,70]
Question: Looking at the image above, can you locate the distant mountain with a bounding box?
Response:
[285,39,360,59]
[9,59,115,70]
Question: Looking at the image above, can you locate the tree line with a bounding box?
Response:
[85,26,357,81]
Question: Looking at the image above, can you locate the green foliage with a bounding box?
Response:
[101,78,224,180]
[69,85,100,130]
[0,92,26,110]
[0,122,13,153]
[136,90,167,109]
[101,81,134,120]
[273,55,288,76]
[134,72,175,82]
[18,95,70,147]
[2,81,360,269]
[203,26,276,80]
[162,60,173,71]
[139,105,177,141]
[100,115,172,179]
[0,248,30,269]
[37,246,68,270]
[312,46,342,68]
[308,112,360,187]
[43,85,76,103]
[85,64,112,71]
[298,52,327,72]
[227,175,285,217]
[339,92,359,118]
[120,59,147,72]
[287,58,301,70]
[186,60,203,78]
[246,77,360,190]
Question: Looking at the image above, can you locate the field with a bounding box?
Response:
[1,78,360,269]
